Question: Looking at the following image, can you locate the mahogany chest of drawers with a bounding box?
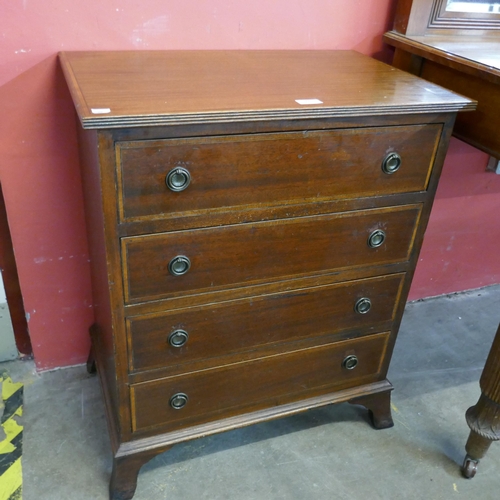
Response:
[59,50,474,499]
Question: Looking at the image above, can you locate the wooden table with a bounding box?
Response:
[463,323,500,477]
[384,32,500,171]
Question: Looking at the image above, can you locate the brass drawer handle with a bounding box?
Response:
[354,297,372,314]
[168,255,191,276]
[382,152,401,174]
[342,355,359,370]
[166,167,191,192]
[168,329,189,348]
[169,393,189,410]
[368,229,386,248]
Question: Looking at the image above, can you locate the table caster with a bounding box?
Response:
[462,455,478,479]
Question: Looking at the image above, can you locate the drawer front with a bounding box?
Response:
[122,205,421,303]
[117,125,440,221]
[131,332,390,433]
[128,274,404,372]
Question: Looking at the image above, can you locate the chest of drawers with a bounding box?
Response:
[59,50,474,499]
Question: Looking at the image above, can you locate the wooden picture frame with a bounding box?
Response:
[394,0,500,35]
[429,0,500,30]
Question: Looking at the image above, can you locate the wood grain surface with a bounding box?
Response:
[384,31,500,83]
[122,205,421,303]
[62,48,468,499]
[384,31,498,156]
[130,331,390,433]
[117,125,440,222]
[59,50,474,128]
[127,274,404,373]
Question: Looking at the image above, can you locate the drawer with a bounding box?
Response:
[116,125,440,222]
[127,274,404,373]
[130,331,390,433]
[122,205,421,303]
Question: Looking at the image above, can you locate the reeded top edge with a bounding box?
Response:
[59,50,476,130]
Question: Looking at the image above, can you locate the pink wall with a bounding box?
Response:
[0,1,498,370]
[409,138,500,300]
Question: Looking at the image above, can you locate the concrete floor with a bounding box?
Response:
[3,284,500,499]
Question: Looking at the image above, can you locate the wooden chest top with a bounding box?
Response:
[59,50,474,129]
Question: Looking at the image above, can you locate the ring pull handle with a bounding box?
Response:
[354,297,372,314]
[166,167,191,192]
[168,256,191,276]
[368,229,386,248]
[382,152,401,174]
[168,330,189,348]
[342,355,359,370]
[169,393,189,410]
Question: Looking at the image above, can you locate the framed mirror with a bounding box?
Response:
[429,0,500,28]
[445,1,500,14]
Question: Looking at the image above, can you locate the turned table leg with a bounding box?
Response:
[462,322,500,478]
[110,448,171,500]
[349,387,394,429]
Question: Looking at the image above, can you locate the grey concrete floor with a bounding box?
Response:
[3,285,500,499]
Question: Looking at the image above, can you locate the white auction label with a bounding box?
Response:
[91,108,111,114]
[295,99,323,105]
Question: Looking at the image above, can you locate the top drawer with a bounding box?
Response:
[116,125,441,222]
